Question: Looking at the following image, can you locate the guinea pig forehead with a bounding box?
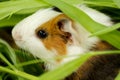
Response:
[35,14,70,32]
[13,8,62,34]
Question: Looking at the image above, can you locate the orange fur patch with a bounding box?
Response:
[35,14,72,56]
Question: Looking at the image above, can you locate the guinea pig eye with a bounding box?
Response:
[37,30,48,39]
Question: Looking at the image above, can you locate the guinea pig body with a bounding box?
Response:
[12,5,115,71]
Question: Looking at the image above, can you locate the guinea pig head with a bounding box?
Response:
[12,8,99,70]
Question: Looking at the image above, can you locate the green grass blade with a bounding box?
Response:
[84,0,117,8]
[0,0,50,20]
[62,0,83,5]
[64,0,117,8]
[38,54,92,80]
[16,7,41,14]
[115,72,120,80]
[113,0,120,8]
[0,53,16,70]
[0,39,18,66]
[38,51,120,80]
[0,76,2,80]
[90,23,120,36]
[14,49,44,75]
[86,0,113,2]
[0,66,38,80]
[43,0,120,49]
[0,15,28,28]
[15,59,42,68]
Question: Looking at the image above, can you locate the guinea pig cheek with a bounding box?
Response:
[42,36,67,62]
[35,29,67,62]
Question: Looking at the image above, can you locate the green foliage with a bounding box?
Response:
[43,0,120,49]
[113,0,120,8]
[0,0,50,20]
[90,23,120,36]
[0,14,28,27]
[0,0,120,80]
[38,51,120,80]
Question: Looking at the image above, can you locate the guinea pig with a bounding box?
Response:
[12,5,120,80]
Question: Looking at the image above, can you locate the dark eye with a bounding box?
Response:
[37,30,48,39]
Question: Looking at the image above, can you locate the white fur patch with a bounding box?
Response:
[12,8,61,70]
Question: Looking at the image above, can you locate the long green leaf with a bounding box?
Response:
[115,72,120,80]
[0,39,17,65]
[84,1,117,8]
[38,54,92,80]
[0,0,50,20]
[0,39,24,80]
[62,0,83,5]
[91,23,120,36]
[113,0,120,8]
[86,0,113,2]
[38,51,120,80]
[0,66,38,80]
[0,15,28,27]
[0,53,16,70]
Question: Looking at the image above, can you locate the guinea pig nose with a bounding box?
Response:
[12,31,22,41]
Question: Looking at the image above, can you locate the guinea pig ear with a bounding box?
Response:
[57,18,73,32]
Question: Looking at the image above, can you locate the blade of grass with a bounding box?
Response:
[16,7,41,14]
[15,50,120,68]
[0,39,25,80]
[0,39,17,65]
[85,0,113,2]
[0,0,50,20]
[0,53,16,70]
[14,59,42,68]
[90,23,120,36]
[115,72,120,80]
[43,0,120,49]
[0,66,38,80]
[0,75,1,79]
[14,49,44,75]
[0,14,28,28]
[39,54,92,80]
[38,50,120,80]
[113,0,120,8]
[84,1,117,8]
[62,0,83,5]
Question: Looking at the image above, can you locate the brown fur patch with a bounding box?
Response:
[35,14,73,57]
[91,41,116,51]
[65,54,120,80]
[65,41,119,80]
